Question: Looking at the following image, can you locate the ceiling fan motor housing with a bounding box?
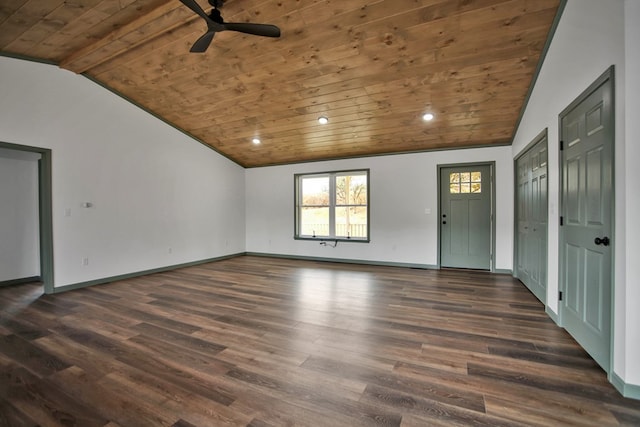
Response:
[209,8,223,23]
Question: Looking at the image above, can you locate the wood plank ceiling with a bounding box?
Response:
[0,0,561,167]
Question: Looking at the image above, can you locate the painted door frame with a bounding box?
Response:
[0,141,54,294]
[437,161,496,272]
[558,66,615,374]
[513,128,549,304]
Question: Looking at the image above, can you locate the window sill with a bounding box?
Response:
[294,236,370,243]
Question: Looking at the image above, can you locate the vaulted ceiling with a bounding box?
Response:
[0,0,561,167]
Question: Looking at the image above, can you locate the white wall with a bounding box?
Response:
[511,0,639,388]
[0,57,246,288]
[623,0,640,387]
[246,146,513,271]
[0,149,40,282]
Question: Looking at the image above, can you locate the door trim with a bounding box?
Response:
[0,141,54,294]
[437,161,496,272]
[558,65,615,374]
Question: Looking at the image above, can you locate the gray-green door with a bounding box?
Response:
[440,165,491,270]
[516,135,548,303]
[560,71,613,371]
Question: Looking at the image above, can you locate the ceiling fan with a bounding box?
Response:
[179,0,281,53]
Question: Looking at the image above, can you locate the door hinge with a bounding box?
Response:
[560,140,564,151]
[560,216,564,226]
[558,291,563,301]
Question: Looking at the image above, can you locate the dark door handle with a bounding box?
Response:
[594,236,610,246]
[442,221,447,225]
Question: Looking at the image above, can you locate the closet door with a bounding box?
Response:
[516,152,531,285]
[515,134,548,303]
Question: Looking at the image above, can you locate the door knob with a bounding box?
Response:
[442,221,447,225]
[594,236,610,246]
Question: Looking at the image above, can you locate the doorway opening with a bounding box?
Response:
[0,141,53,294]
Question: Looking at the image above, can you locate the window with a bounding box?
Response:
[449,171,482,194]
[295,170,369,241]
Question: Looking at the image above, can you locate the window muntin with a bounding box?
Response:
[296,170,369,241]
[449,171,482,194]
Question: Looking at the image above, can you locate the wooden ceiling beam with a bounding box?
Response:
[59,0,191,74]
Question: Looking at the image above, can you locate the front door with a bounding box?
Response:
[560,68,614,371]
[440,164,492,270]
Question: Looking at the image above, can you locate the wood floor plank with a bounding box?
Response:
[360,384,524,427]
[226,366,403,426]
[0,398,39,427]
[466,362,628,405]
[393,360,623,425]
[48,366,176,427]
[483,394,618,427]
[0,334,70,377]
[1,362,108,427]
[1,255,639,426]
[301,355,487,413]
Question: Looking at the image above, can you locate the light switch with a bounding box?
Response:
[424,208,432,215]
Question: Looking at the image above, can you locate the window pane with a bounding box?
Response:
[471,182,482,193]
[460,172,471,183]
[449,173,460,184]
[296,170,369,240]
[461,183,471,193]
[336,174,367,205]
[450,183,460,193]
[335,207,367,238]
[300,207,329,236]
[471,172,482,182]
[301,177,329,205]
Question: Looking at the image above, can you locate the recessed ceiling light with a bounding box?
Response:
[318,116,329,125]
[422,113,435,121]
[252,138,261,145]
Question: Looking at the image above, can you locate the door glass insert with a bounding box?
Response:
[450,171,482,194]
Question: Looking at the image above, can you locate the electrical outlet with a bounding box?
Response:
[65,208,71,217]
[82,257,89,266]
[168,247,172,254]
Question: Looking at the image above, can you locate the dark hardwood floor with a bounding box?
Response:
[1,255,639,426]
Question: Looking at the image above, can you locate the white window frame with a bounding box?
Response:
[294,169,370,242]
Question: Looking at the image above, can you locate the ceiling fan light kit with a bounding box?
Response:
[179,0,281,53]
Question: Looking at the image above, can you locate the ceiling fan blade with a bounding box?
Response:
[178,0,211,23]
[223,23,281,38]
[190,31,215,52]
